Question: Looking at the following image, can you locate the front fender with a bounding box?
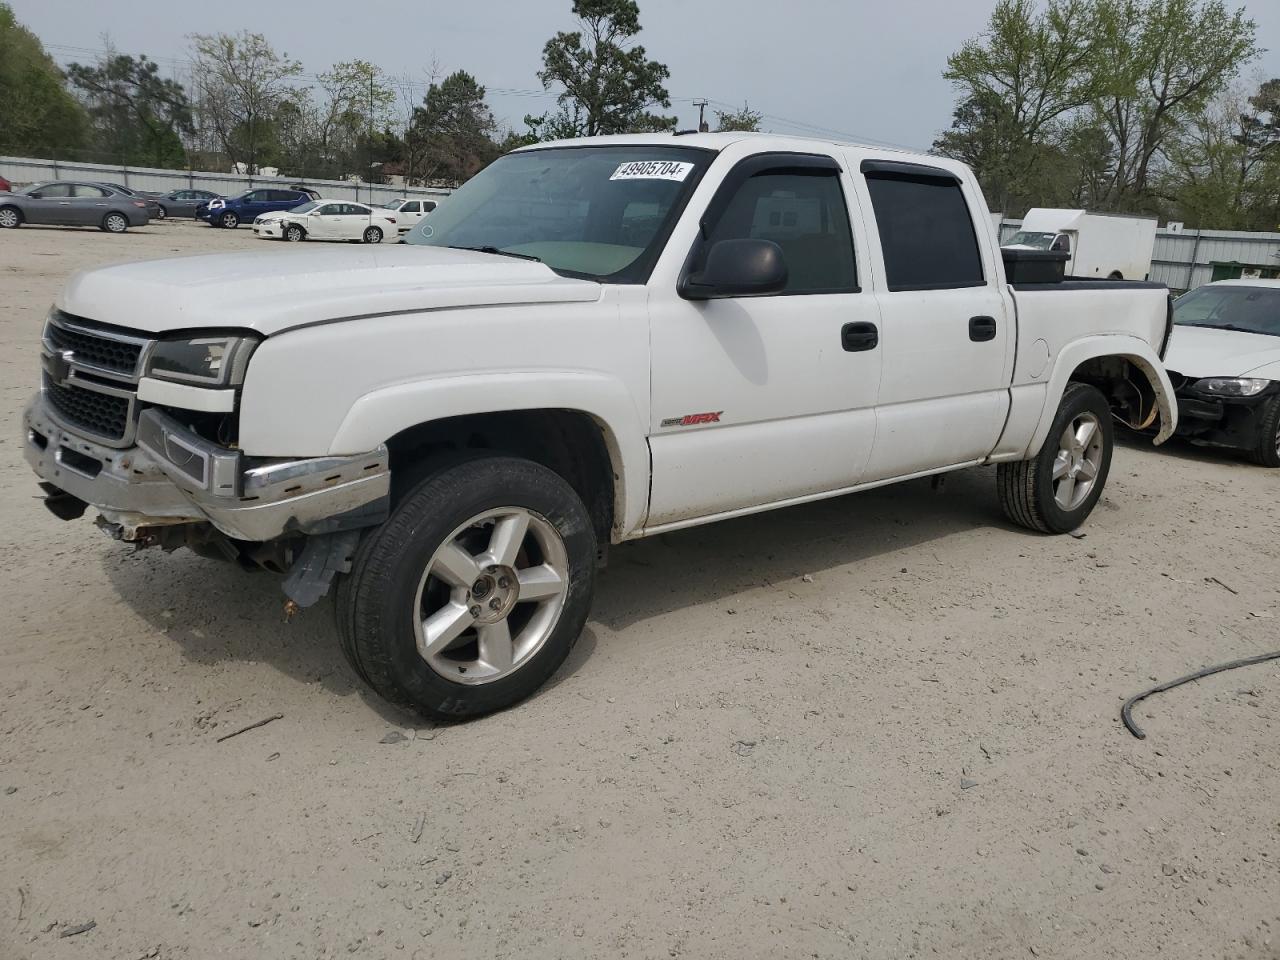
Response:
[329,371,650,536]
[1026,335,1177,458]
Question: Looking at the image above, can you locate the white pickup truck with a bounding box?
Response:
[24,133,1177,719]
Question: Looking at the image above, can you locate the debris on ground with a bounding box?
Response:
[214,714,284,743]
[1121,650,1280,739]
[380,731,409,745]
[59,920,96,938]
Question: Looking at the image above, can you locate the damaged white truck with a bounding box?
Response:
[25,133,1177,719]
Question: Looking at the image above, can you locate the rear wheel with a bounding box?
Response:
[101,212,129,233]
[998,383,1113,533]
[156,205,168,220]
[1248,395,1280,468]
[0,206,21,229]
[220,212,239,229]
[363,225,383,244]
[337,456,596,720]
[284,224,305,242]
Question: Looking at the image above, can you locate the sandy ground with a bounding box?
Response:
[1,220,1278,960]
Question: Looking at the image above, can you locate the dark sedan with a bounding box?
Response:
[0,181,150,232]
[154,188,222,218]
[95,182,165,219]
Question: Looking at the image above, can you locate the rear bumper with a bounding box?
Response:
[24,395,390,542]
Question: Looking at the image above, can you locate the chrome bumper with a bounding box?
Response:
[24,395,390,542]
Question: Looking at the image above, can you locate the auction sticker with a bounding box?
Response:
[610,160,694,182]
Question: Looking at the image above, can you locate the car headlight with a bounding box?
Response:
[145,334,259,387]
[1191,377,1271,397]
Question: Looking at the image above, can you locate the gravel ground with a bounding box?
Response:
[2,220,1278,960]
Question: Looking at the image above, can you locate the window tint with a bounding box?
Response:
[865,172,984,291]
[403,201,421,213]
[423,201,437,212]
[702,171,857,294]
[72,184,108,198]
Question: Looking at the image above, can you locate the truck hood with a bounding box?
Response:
[1163,324,1280,379]
[58,246,602,336]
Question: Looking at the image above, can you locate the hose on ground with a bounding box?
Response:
[1121,650,1280,740]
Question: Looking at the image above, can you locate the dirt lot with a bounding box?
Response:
[1,220,1278,960]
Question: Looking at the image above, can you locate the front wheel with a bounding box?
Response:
[284,224,305,242]
[219,212,239,229]
[998,382,1113,533]
[0,206,21,228]
[1248,395,1280,467]
[363,226,383,244]
[336,456,597,720]
[156,205,168,220]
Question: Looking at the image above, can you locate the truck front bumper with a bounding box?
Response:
[24,394,390,542]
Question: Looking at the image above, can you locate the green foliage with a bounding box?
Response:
[530,0,674,138]
[936,0,1262,226]
[714,102,763,132]
[406,70,501,186]
[190,31,302,174]
[0,3,88,158]
[66,53,192,167]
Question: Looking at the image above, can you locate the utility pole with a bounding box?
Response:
[368,71,375,203]
[694,99,709,133]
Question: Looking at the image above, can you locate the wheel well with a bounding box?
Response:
[385,410,616,545]
[1068,355,1161,431]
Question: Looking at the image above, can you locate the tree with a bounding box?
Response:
[407,70,500,186]
[0,3,88,158]
[714,102,763,132]
[531,0,674,138]
[66,52,193,166]
[190,31,301,173]
[1091,0,1259,209]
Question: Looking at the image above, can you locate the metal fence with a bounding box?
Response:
[0,155,450,208]
[998,218,1280,294]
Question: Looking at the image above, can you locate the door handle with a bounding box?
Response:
[969,316,998,342]
[841,321,879,352]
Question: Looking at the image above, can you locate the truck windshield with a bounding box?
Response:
[1174,285,1280,337]
[403,145,713,282]
[1005,231,1056,250]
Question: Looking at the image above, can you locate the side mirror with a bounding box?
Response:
[681,238,788,300]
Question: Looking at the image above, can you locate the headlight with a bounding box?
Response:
[1191,377,1270,397]
[145,334,259,387]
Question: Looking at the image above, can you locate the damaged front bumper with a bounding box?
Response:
[1172,382,1279,451]
[24,393,390,551]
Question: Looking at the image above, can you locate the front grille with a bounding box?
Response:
[45,319,143,375]
[44,378,131,441]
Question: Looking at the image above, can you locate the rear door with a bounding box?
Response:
[853,157,1013,481]
[70,183,112,225]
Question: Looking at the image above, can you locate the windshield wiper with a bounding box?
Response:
[447,245,541,263]
[1179,321,1276,336]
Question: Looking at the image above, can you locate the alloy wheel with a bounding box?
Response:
[413,507,569,685]
[1052,412,1104,510]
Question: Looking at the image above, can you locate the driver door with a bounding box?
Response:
[646,152,883,528]
[23,183,73,224]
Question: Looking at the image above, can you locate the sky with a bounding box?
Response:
[12,0,1280,151]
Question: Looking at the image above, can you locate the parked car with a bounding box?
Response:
[95,182,165,220]
[197,188,312,228]
[1163,279,1280,466]
[1004,208,1158,280]
[290,185,323,201]
[156,189,223,219]
[0,175,11,193]
[253,200,398,243]
[0,181,149,232]
[386,197,437,233]
[24,133,1177,720]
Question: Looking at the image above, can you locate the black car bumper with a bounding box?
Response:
[1172,381,1279,450]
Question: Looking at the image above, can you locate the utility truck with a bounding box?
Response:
[25,133,1176,719]
[1005,208,1158,281]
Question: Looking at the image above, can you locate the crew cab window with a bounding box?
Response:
[422,201,437,212]
[403,201,421,213]
[865,169,984,291]
[699,167,857,295]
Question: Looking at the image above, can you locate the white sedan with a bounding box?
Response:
[253,201,399,243]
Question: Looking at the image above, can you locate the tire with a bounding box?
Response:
[0,206,22,228]
[102,212,129,233]
[998,382,1114,534]
[284,224,305,242]
[336,455,597,720]
[363,226,383,244]
[156,205,168,220]
[220,212,239,229]
[1248,395,1280,468]
[1108,271,1124,280]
